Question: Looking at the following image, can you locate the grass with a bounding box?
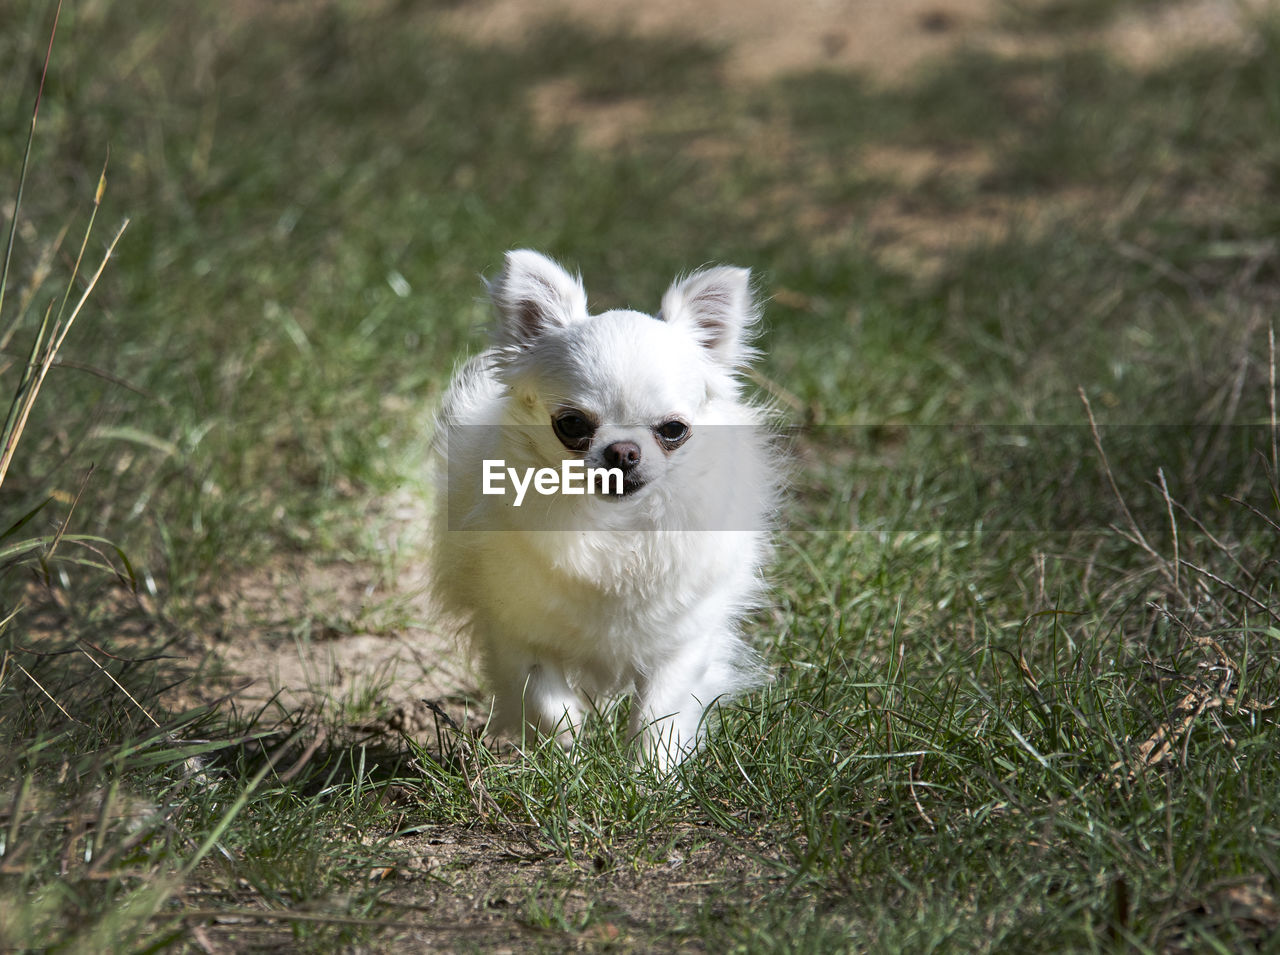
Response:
[2,0,1279,950]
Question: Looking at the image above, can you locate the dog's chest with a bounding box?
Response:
[483,531,706,657]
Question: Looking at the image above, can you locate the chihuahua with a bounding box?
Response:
[432,250,778,770]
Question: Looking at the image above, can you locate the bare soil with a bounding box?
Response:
[443,0,1262,84]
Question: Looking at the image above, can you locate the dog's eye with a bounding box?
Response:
[553,411,595,451]
[654,419,691,449]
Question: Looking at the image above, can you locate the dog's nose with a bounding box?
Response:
[603,440,642,471]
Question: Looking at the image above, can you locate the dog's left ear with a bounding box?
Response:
[659,266,756,367]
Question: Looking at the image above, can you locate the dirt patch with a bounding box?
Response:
[190,823,791,951]
[863,186,1108,276]
[1107,0,1268,70]
[174,487,480,739]
[528,78,656,152]
[444,0,1267,85]
[860,144,996,189]
[378,827,788,951]
[442,0,1271,273]
[444,0,996,85]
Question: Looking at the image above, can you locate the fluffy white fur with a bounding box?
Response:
[432,250,778,771]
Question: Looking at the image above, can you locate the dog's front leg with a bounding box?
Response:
[629,641,727,772]
[483,644,583,750]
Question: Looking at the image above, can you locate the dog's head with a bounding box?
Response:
[487,250,759,500]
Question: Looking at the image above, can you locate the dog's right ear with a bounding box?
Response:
[488,250,588,349]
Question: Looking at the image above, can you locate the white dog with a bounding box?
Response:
[432,250,778,770]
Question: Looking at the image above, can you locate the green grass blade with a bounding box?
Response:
[0,0,62,353]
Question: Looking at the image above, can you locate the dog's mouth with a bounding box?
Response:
[601,475,647,500]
